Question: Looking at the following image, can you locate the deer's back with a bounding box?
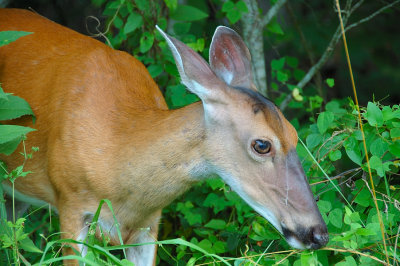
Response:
[0,9,168,204]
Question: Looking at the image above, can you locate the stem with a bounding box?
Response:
[12,181,19,265]
[335,0,389,263]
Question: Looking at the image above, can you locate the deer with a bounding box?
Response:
[0,8,328,265]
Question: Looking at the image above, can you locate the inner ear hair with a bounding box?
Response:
[252,103,264,114]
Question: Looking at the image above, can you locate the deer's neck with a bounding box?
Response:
[113,102,210,221]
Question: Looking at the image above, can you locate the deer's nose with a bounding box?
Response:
[282,223,329,249]
[308,225,329,249]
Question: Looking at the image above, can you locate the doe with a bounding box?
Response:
[0,8,328,265]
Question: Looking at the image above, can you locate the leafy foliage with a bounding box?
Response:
[0,31,39,265]
[1,1,399,265]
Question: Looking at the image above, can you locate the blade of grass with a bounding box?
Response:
[298,138,359,215]
[334,0,389,264]
[87,199,127,258]
[107,238,231,265]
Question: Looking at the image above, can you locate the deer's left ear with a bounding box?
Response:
[209,26,256,91]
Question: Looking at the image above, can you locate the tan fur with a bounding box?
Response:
[0,9,327,264]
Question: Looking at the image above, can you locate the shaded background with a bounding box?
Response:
[3,0,400,106]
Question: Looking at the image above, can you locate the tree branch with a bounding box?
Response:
[280,0,399,111]
[346,0,400,32]
[261,0,288,27]
[241,0,288,97]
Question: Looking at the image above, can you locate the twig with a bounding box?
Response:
[275,250,298,264]
[321,247,389,265]
[346,0,400,32]
[315,129,348,162]
[286,2,324,99]
[85,2,123,47]
[280,22,345,110]
[310,166,361,186]
[280,0,400,111]
[394,223,400,266]
[195,249,296,265]
[261,0,288,27]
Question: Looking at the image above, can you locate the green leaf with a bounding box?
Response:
[0,31,32,47]
[325,100,345,114]
[369,155,385,176]
[0,137,22,156]
[0,95,35,122]
[317,111,334,134]
[0,86,10,100]
[293,69,305,81]
[173,22,191,35]
[329,208,343,228]
[252,221,267,237]
[353,187,370,207]
[271,58,285,70]
[0,125,35,145]
[355,228,376,236]
[163,0,178,11]
[306,133,322,149]
[382,106,395,122]
[344,137,362,165]
[223,1,249,24]
[170,5,208,21]
[212,241,226,253]
[222,1,235,12]
[120,259,135,266]
[198,239,213,253]
[329,150,342,161]
[204,219,226,230]
[184,210,202,225]
[139,32,154,53]
[345,148,362,166]
[236,1,248,12]
[390,128,400,139]
[187,38,205,52]
[226,9,241,24]
[325,78,335,88]
[276,70,288,83]
[370,138,388,158]
[92,0,106,7]
[336,256,357,266]
[19,237,42,253]
[123,12,143,34]
[206,178,224,190]
[134,0,150,12]
[286,56,298,68]
[147,64,163,78]
[317,200,332,213]
[389,141,400,157]
[266,18,284,35]
[113,15,124,29]
[366,102,383,127]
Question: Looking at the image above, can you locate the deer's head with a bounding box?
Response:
[158,26,328,249]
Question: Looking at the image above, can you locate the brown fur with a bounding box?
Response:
[0,9,327,264]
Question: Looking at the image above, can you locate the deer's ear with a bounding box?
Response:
[157,26,226,104]
[209,26,256,91]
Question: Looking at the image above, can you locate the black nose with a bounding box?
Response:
[308,225,329,249]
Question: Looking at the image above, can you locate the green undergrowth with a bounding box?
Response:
[1,1,399,265]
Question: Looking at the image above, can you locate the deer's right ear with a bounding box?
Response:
[156,26,226,104]
[209,26,255,91]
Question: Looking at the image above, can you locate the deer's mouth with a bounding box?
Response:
[281,224,329,250]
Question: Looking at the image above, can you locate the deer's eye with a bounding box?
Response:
[252,139,271,154]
